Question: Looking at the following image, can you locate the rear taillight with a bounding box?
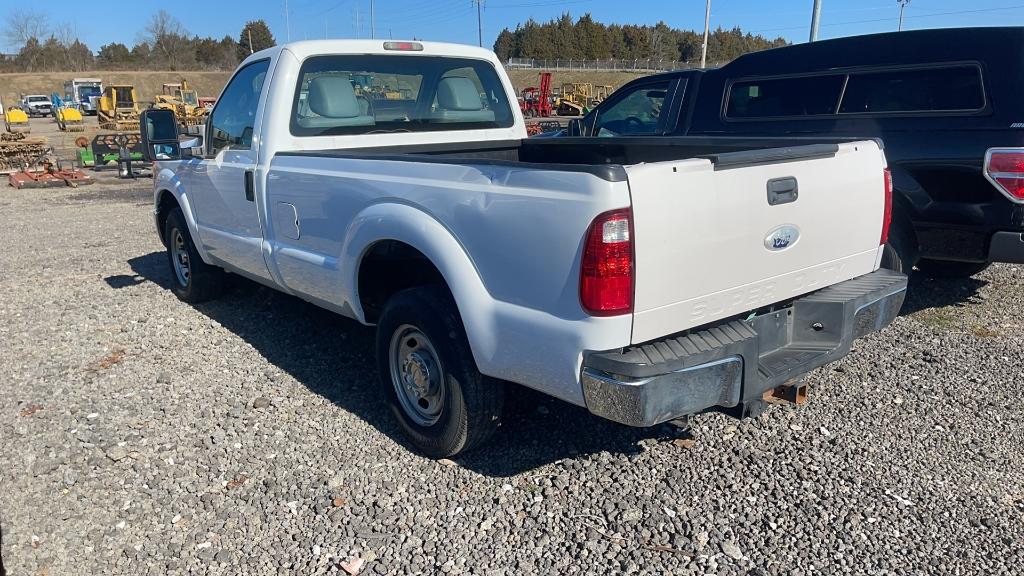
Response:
[985,148,1024,203]
[881,168,893,246]
[580,208,634,316]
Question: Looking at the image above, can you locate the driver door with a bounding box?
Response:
[186,59,271,281]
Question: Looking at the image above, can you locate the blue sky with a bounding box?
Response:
[9,0,1024,51]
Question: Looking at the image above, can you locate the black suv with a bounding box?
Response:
[568,27,1024,277]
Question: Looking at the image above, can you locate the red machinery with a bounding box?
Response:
[520,72,552,118]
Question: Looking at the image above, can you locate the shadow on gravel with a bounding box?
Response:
[899,273,988,316]
[111,251,673,477]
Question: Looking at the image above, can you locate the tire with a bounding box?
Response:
[879,219,918,275]
[376,286,503,458]
[915,259,991,279]
[163,207,225,303]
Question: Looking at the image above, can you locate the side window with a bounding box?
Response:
[593,81,671,137]
[208,59,270,156]
[839,66,985,114]
[726,75,844,119]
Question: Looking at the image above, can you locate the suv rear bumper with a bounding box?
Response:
[988,231,1024,263]
[581,269,907,427]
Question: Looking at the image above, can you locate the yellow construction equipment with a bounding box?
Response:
[50,93,85,132]
[55,106,84,132]
[556,83,613,116]
[155,79,207,128]
[1,96,30,133]
[97,85,141,131]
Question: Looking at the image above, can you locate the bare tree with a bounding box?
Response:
[145,10,191,69]
[3,9,49,49]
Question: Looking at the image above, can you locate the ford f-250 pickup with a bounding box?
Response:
[141,40,907,457]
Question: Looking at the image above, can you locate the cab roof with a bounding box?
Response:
[724,26,1024,76]
[241,39,501,68]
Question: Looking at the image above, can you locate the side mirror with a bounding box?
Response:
[567,118,584,137]
[140,108,180,162]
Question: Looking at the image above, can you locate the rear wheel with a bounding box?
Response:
[880,219,918,275]
[915,259,991,279]
[163,207,225,303]
[376,286,503,458]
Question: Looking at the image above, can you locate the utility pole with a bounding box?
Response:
[371,0,376,39]
[809,0,822,41]
[284,0,291,41]
[473,0,484,47]
[700,0,711,68]
[897,0,910,31]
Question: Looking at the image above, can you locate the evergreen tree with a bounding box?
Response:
[237,20,276,60]
[496,14,788,65]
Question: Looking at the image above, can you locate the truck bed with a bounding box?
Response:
[279,135,876,175]
[273,136,887,344]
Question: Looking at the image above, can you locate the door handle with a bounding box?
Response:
[767,177,798,206]
[244,170,254,202]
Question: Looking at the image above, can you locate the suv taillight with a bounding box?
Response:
[881,168,893,246]
[984,148,1024,203]
[580,208,634,316]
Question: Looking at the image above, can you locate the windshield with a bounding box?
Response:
[181,91,198,106]
[78,86,101,98]
[27,96,49,103]
[290,54,514,136]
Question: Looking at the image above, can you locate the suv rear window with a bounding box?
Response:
[291,55,514,136]
[838,65,984,114]
[726,75,844,118]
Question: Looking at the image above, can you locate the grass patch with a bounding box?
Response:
[915,309,957,331]
[971,325,1001,338]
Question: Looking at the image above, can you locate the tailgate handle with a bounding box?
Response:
[767,177,798,206]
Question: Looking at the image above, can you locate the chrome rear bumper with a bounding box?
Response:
[581,269,907,427]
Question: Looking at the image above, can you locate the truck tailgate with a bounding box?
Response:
[628,141,887,344]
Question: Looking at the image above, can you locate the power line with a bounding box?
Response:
[487,0,590,7]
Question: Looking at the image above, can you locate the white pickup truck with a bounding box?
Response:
[142,40,907,457]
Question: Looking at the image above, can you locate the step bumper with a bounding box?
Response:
[581,268,907,427]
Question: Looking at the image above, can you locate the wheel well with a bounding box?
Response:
[358,241,447,324]
[156,190,180,247]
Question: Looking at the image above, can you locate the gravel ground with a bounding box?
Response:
[1,171,1023,575]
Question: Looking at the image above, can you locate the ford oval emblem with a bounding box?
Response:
[764,225,800,251]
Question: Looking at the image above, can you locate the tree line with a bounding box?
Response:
[0,9,276,73]
[494,14,788,64]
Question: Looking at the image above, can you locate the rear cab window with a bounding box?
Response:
[838,65,984,113]
[290,55,514,136]
[725,63,986,120]
[727,75,844,118]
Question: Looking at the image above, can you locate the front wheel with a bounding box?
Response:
[915,259,991,279]
[163,207,225,303]
[376,286,503,458]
